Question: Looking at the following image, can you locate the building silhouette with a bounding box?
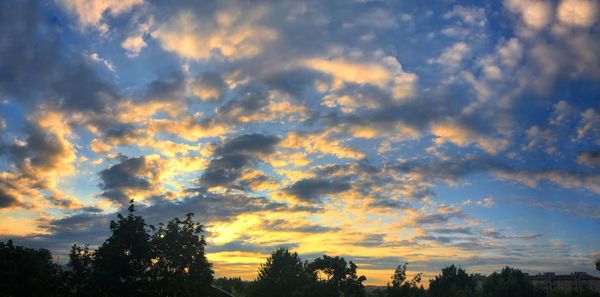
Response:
[528,272,600,294]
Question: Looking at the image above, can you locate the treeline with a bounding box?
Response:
[1,202,213,297]
[1,202,599,297]
[216,252,600,297]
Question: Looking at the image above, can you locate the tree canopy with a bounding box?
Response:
[0,240,63,297]
[428,265,477,297]
[481,267,545,297]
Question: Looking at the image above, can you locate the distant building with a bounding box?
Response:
[528,272,600,293]
[471,274,486,291]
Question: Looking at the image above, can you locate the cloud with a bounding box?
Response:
[0,1,120,111]
[199,134,280,189]
[513,196,600,219]
[576,108,600,145]
[280,131,365,160]
[0,188,20,209]
[430,42,471,69]
[523,126,556,154]
[152,5,277,60]
[505,0,553,29]
[577,151,600,168]
[122,35,147,57]
[285,177,351,203]
[392,157,600,194]
[6,113,77,192]
[98,155,165,205]
[557,0,598,28]
[411,209,464,225]
[260,219,340,234]
[190,72,227,101]
[498,38,523,68]
[431,121,509,154]
[444,5,487,27]
[89,52,115,72]
[56,0,144,32]
[302,56,417,100]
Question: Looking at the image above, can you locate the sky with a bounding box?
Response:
[0,0,599,285]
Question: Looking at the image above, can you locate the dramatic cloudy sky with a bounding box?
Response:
[1,0,599,284]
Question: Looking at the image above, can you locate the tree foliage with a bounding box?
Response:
[249,248,313,297]
[0,240,63,297]
[387,263,426,297]
[65,244,94,296]
[309,255,367,297]
[148,213,213,296]
[481,267,545,297]
[428,265,477,297]
[249,248,367,297]
[90,202,153,296]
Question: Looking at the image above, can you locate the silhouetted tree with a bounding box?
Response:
[596,259,600,272]
[148,213,214,296]
[0,240,63,297]
[428,265,477,297]
[342,261,368,297]
[249,248,313,297]
[65,244,94,297]
[481,267,544,297]
[306,255,367,297]
[387,263,425,297]
[214,277,248,295]
[90,201,152,296]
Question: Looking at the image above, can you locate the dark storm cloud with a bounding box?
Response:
[0,1,119,111]
[285,177,351,202]
[199,134,280,188]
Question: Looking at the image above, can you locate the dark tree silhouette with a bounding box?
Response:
[0,201,215,297]
[90,201,152,296]
[249,248,313,297]
[65,244,94,297]
[0,240,63,297]
[596,259,600,272]
[387,263,426,297]
[148,213,214,296]
[214,277,247,295]
[428,265,477,297]
[481,267,544,297]
[309,255,367,297]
